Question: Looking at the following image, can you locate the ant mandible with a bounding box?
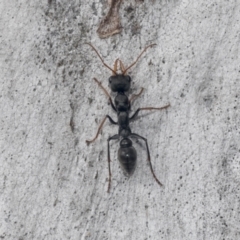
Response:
[85,43,170,192]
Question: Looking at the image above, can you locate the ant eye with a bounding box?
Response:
[127,76,131,82]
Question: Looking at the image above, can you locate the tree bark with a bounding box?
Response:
[1,0,240,239]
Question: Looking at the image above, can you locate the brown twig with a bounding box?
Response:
[97,0,123,38]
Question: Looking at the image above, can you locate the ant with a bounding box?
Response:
[85,43,170,192]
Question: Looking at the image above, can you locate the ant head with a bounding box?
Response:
[109,74,131,92]
[108,58,131,92]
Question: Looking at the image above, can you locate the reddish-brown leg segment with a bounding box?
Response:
[130,104,170,121]
[86,115,117,144]
[129,87,144,103]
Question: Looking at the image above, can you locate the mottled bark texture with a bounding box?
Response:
[1,1,240,239]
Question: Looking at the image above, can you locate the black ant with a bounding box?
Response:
[85,43,170,192]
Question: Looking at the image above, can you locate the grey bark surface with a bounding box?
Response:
[1,0,240,239]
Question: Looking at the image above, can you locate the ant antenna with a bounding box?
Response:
[85,43,117,75]
[123,44,156,75]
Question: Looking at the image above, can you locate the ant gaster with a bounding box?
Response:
[85,43,170,192]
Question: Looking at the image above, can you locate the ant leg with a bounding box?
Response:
[86,115,117,144]
[107,134,119,193]
[129,87,144,103]
[130,133,163,187]
[93,78,116,112]
[129,104,170,121]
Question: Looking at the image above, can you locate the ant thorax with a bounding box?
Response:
[114,92,130,112]
[118,111,129,127]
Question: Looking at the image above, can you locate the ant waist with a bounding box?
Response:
[119,127,131,138]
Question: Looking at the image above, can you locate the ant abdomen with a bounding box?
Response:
[118,138,137,176]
